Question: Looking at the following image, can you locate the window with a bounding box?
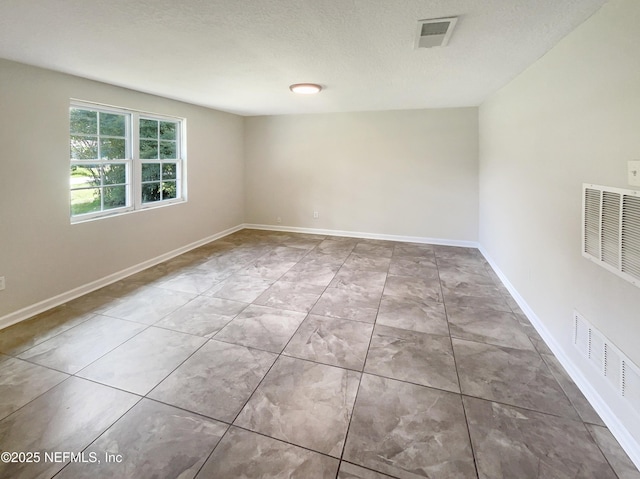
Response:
[69,101,185,222]
[69,108,130,216]
[139,118,179,203]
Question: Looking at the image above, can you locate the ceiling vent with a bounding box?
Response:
[415,17,458,49]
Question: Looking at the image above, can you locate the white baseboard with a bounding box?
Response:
[479,245,640,471]
[0,223,475,330]
[0,224,244,330]
[243,223,479,249]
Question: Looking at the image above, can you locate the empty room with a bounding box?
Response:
[1,0,639,478]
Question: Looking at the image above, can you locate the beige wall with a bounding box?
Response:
[0,63,479,321]
[0,59,245,318]
[479,0,640,444]
[244,108,479,241]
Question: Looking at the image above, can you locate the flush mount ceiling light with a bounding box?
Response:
[289,83,322,94]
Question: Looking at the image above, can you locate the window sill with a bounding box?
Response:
[70,198,187,224]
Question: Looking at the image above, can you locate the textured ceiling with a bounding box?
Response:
[0,0,607,115]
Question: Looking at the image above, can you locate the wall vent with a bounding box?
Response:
[622,359,640,404]
[573,310,640,417]
[582,184,640,287]
[589,327,606,373]
[605,343,622,391]
[415,17,458,49]
[574,312,590,358]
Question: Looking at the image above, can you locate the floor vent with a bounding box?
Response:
[582,184,640,288]
[415,17,458,49]
[573,310,640,417]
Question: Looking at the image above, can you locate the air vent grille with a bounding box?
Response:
[573,310,640,418]
[589,328,605,372]
[606,344,622,390]
[622,359,640,403]
[601,191,620,268]
[574,313,590,358]
[415,17,458,49]
[582,184,640,287]
[584,187,601,257]
[421,22,450,37]
[622,195,640,279]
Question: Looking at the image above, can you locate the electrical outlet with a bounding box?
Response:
[313,211,319,219]
[276,216,282,224]
[629,161,640,187]
[0,276,5,291]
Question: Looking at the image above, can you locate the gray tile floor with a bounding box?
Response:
[0,229,638,479]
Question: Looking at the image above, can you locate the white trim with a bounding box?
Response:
[0,224,244,330]
[479,245,640,471]
[70,98,183,120]
[243,223,479,248]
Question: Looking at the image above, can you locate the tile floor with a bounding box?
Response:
[0,229,638,479]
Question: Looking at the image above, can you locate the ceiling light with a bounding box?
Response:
[289,83,322,94]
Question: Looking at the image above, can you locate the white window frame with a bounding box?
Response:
[136,113,184,210]
[70,100,186,224]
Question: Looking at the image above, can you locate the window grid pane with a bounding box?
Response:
[139,119,158,140]
[70,161,129,215]
[141,182,161,203]
[162,181,177,200]
[140,157,180,204]
[141,163,161,182]
[162,162,177,180]
[139,118,179,163]
[104,185,127,210]
[70,135,98,160]
[99,112,126,137]
[160,121,176,140]
[70,109,97,135]
[159,141,176,159]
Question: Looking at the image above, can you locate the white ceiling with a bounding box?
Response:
[0,0,607,116]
